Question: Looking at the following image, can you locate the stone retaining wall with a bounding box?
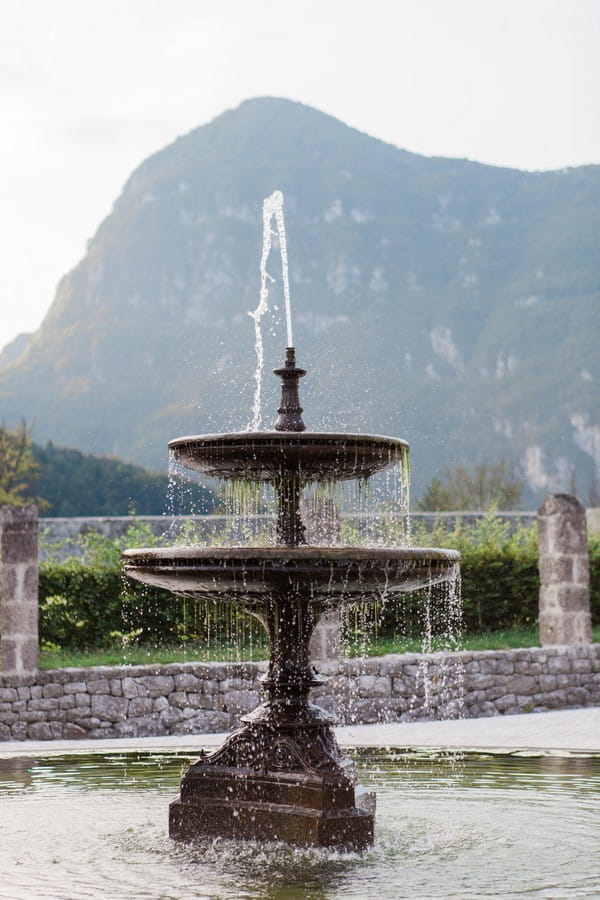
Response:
[1,644,598,742]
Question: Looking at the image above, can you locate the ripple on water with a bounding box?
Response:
[0,749,598,899]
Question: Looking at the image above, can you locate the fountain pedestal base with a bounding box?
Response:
[168,714,374,849]
[169,767,373,849]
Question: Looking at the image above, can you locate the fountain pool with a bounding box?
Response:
[1,746,598,898]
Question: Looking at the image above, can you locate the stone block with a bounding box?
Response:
[110,679,123,696]
[27,722,55,740]
[63,723,88,739]
[153,696,169,712]
[75,693,91,707]
[357,675,390,696]
[160,707,184,728]
[1,602,38,633]
[544,690,568,708]
[547,655,571,674]
[138,675,175,696]
[118,716,167,738]
[174,673,201,691]
[221,690,258,714]
[129,697,154,717]
[0,641,17,673]
[571,658,591,673]
[0,566,18,599]
[11,721,28,740]
[538,674,557,691]
[566,687,590,705]
[64,681,87,693]
[121,677,142,698]
[0,688,18,702]
[506,675,537,695]
[555,585,591,612]
[219,677,255,692]
[172,710,232,734]
[87,679,110,695]
[168,691,189,709]
[91,694,129,722]
[23,564,38,601]
[16,686,31,701]
[494,694,516,711]
[87,728,115,739]
[538,555,573,584]
[58,695,76,710]
[29,698,58,711]
[378,658,404,676]
[186,694,214,710]
[42,683,63,699]
[65,709,92,724]
[572,555,591,585]
[0,711,18,725]
[1,531,37,565]
[21,711,46,723]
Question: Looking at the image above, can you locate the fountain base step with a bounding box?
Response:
[169,765,374,849]
[169,796,373,850]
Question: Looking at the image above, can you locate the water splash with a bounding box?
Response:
[248,190,294,431]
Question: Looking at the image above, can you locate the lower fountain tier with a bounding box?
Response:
[122,545,460,604]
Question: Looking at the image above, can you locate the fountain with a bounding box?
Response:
[123,342,459,849]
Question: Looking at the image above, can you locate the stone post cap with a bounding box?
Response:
[0,504,38,524]
[537,494,585,517]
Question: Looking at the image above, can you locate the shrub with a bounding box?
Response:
[38,511,599,650]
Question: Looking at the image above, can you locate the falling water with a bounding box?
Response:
[248,190,294,431]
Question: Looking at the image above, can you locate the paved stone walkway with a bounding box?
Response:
[0,707,598,757]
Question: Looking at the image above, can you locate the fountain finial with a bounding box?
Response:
[273,347,306,431]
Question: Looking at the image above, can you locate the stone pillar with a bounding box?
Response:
[0,506,39,674]
[302,497,342,663]
[538,494,591,646]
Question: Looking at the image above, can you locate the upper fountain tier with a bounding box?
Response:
[169,347,408,486]
[169,431,408,485]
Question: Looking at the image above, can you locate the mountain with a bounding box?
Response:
[1,97,598,505]
[0,332,33,367]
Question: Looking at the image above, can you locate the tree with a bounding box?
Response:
[0,421,38,506]
[417,461,524,511]
[31,442,215,516]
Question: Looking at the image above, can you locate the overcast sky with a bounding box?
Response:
[1,0,599,352]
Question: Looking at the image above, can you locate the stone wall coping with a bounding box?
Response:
[1,645,597,689]
[0,659,269,688]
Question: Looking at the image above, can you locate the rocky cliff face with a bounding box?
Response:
[1,97,598,502]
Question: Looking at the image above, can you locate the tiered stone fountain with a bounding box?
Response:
[123,347,459,850]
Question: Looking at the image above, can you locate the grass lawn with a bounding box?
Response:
[39,625,600,670]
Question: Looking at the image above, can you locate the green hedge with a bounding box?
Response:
[38,514,600,650]
[39,561,182,649]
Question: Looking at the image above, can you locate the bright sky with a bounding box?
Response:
[1,0,599,352]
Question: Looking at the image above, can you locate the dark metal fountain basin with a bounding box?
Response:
[168,432,409,482]
[122,546,459,605]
